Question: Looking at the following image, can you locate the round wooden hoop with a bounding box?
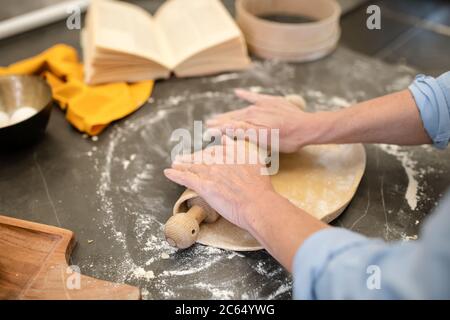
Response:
[236,0,341,61]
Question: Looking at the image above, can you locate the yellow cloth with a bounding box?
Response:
[0,44,154,136]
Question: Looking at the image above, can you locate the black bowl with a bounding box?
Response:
[0,75,53,148]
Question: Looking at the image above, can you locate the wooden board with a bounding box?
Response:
[0,215,140,300]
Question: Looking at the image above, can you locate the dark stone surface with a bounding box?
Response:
[377,0,450,21]
[340,0,450,76]
[381,28,450,77]
[340,3,413,56]
[1,0,449,300]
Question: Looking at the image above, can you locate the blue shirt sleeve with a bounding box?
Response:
[293,191,450,299]
[408,71,450,149]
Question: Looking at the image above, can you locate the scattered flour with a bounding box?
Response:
[122,160,130,170]
[79,50,440,300]
[132,267,155,280]
[266,284,291,300]
[160,247,224,277]
[304,89,355,111]
[194,283,235,299]
[385,74,414,92]
[400,232,419,242]
[377,144,420,210]
[128,164,154,192]
[209,73,240,83]
[328,96,352,108]
[92,80,433,299]
[141,288,150,299]
[248,86,265,93]
[122,154,137,170]
[96,90,292,299]
[404,235,418,241]
[94,57,424,299]
[160,253,170,259]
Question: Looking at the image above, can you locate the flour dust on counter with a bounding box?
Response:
[377,144,421,211]
[92,88,362,298]
[373,143,446,241]
[86,51,445,299]
[95,89,291,299]
[91,60,311,299]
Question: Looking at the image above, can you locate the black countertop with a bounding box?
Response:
[0,0,449,299]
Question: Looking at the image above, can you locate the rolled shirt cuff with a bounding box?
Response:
[408,72,450,149]
[292,227,370,300]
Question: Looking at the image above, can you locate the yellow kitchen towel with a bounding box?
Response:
[0,44,154,136]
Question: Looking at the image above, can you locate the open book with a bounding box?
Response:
[83,0,251,84]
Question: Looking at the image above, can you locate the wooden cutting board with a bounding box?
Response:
[0,215,140,300]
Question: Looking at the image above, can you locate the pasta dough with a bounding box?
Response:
[0,111,9,128]
[172,143,366,251]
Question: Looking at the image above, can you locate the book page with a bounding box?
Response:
[91,0,172,68]
[154,0,242,67]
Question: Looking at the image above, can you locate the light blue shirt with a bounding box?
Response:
[293,71,450,299]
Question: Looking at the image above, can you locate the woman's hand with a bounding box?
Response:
[206,89,320,153]
[164,135,328,270]
[164,135,275,231]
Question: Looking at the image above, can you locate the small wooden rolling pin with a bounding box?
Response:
[164,197,219,249]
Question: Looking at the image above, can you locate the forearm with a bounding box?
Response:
[244,190,329,272]
[303,89,432,146]
[294,193,450,299]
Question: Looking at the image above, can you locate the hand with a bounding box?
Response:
[164,135,328,271]
[206,89,319,153]
[164,135,275,231]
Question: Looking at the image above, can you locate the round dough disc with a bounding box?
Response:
[173,144,366,251]
[271,144,366,223]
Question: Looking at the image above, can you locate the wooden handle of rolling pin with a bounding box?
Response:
[164,197,219,249]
